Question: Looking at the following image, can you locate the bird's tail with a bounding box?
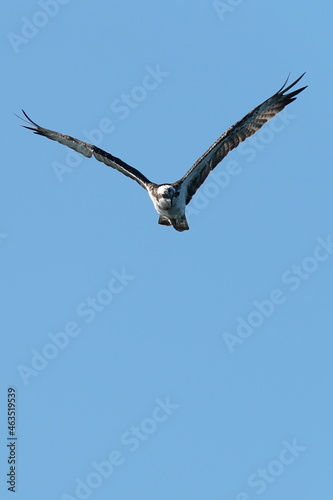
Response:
[158,215,172,226]
[171,216,189,232]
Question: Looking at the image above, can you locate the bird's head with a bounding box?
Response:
[157,185,176,200]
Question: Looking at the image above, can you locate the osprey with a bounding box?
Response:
[18,74,306,231]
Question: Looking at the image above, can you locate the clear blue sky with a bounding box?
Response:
[1,1,332,499]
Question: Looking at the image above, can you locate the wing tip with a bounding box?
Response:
[278,72,307,95]
[15,109,41,132]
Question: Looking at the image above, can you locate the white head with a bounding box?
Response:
[157,185,175,199]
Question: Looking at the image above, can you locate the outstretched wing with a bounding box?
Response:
[17,110,152,189]
[177,73,307,204]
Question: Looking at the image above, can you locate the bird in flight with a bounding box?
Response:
[18,74,306,231]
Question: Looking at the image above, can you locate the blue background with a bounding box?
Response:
[1,1,332,499]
